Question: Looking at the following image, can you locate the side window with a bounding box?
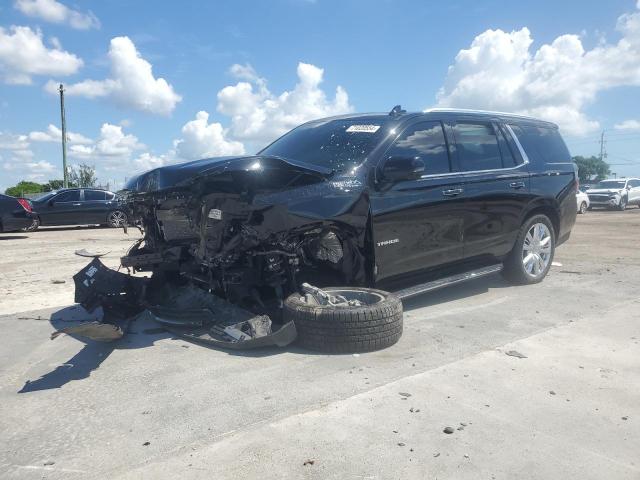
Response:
[386,121,450,175]
[453,122,502,171]
[629,180,640,188]
[54,190,80,202]
[85,190,106,201]
[509,124,571,164]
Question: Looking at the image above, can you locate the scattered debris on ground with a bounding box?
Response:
[505,350,527,359]
[443,426,455,434]
[75,248,110,258]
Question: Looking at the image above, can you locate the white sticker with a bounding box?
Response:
[346,125,380,133]
[208,208,222,220]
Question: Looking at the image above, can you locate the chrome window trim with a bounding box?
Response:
[504,124,530,164]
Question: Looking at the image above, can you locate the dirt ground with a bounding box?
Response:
[0,209,639,479]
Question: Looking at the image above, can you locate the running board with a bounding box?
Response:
[392,264,503,300]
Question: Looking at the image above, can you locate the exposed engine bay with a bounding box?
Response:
[121,156,371,319]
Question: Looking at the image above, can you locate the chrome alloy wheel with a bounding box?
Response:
[522,223,552,278]
[107,210,127,227]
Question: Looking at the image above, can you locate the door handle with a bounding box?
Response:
[73,203,82,206]
[509,181,526,189]
[442,188,464,197]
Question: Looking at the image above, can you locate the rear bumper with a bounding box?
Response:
[1,212,34,232]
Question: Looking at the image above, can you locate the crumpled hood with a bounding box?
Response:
[124,155,333,194]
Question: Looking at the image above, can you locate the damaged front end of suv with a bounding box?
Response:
[121,154,373,318]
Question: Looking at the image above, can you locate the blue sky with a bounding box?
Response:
[1,0,640,191]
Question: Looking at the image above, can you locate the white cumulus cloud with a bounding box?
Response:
[29,124,92,145]
[174,111,245,160]
[47,36,181,116]
[614,119,640,131]
[68,123,145,165]
[435,3,640,136]
[0,25,82,84]
[133,152,168,171]
[217,62,352,147]
[14,0,100,30]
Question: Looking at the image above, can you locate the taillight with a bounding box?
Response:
[17,198,32,213]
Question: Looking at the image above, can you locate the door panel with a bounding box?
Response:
[458,168,531,259]
[371,177,465,280]
[447,120,532,260]
[370,120,465,280]
[44,190,82,225]
[82,190,110,223]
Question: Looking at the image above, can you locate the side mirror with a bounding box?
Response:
[381,156,425,183]
[48,199,55,206]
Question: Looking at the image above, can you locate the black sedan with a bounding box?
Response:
[26,188,127,230]
[0,193,35,232]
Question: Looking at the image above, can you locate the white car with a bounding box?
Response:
[586,178,640,210]
[576,190,590,214]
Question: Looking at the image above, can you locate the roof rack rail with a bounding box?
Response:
[389,105,406,116]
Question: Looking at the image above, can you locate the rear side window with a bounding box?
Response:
[495,126,518,166]
[386,121,450,175]
[453,122,502,171]
[509,125,571,164]
[54,190,80,202]
[84,190,106,201]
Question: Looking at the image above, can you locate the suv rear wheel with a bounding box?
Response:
[502,214,555,285]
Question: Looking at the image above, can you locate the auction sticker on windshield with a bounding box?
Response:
[346,125,380,133]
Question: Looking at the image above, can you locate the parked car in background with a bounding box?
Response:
[25,188,127,230]
[0,193,35,232]
[576,189,590,214]
[586,178,640,210]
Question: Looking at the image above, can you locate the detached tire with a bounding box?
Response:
[284,287,403,353]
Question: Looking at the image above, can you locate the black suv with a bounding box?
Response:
[27,188,127,230]
[123,108,576,307]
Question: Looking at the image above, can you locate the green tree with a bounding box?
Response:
[68,164,98,188]
[45,179,65,191]
[4,180,45,197]
[573,156,611,183]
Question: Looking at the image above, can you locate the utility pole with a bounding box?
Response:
[59,84,68,188]
[599,130,606,162]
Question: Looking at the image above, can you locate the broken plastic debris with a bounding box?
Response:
[51,322,123,342]
[75,248,110,258]
[505,350,527,359]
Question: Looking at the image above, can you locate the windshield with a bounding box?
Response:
[259,118,390,173]
[592,180,626,189]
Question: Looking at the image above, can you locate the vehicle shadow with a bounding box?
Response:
[18,305,174,393]
[0,235,29,240]
[402,273,510,311]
